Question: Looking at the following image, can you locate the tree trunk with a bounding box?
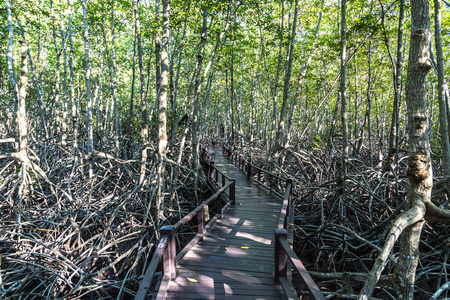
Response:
[434,0,450,176]
[61,8,69,147]
[13,13,49,139]
[155,0,161,96]
[156,0,170,224]
[134,0,148,185]
[191,8,209,173]
[386,0,405,173]
[82,0,93,155]
[6,0,19,107]
[51,0,63,144]
[157,0,170,224]
[339,0,348,204]
[127,37,137,159]
[101,0,120,156]
[270,1,285,142]
[275,0,298,146]
[359,0,432,298]
[285,0,323,147]
[169,19,187,148]
[68,0,78,151]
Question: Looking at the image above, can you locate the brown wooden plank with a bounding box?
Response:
[173,267,277,284]
[165,292,284,300]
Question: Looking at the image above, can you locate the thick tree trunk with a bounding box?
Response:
[359,0,432,298]
[157,0,170,224]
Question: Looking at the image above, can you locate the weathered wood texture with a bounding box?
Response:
[159,148,286,299]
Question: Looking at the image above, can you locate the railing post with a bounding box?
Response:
[222,174,225,187]
[239,154,243,169]
[247,160,252,180]
[160,226,176,280]
[215,165,219,183]
[229,178,236,204]
[286,178,293,218]
[198,208,204,239]
[269,174,273,193]
[216,195,223,217]
[274,229,288,284]
[257,169,261,183]
[209,161,215,182]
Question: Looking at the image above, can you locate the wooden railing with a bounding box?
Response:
[223,144,324,300]
[135,149,235,300]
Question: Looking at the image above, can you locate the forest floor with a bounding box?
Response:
[0,136,449,299]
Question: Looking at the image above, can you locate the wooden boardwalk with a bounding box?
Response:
[161,148,286,299]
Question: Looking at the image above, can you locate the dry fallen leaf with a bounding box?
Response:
[187,277,199,283]
[240,246,250,249]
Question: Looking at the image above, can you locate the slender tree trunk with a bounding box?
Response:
[60,7,69,147]
[434,0,450,176]
[68,0,78,151]
[127,37,137,159]
[169,19,187,148]
[155,0,161,96]
[101,0,120,155]
[82,0,93,155]
[270,1,285,141]
[13,13,48,139]
[191,8,209,172]
[386,0,405,173]
[157,0,170,224]
[134,0,148,185]
[366,40,373,166]
[17,41,29,226]
[285,0,323,147]
[339,0,348,204]
[275,0,298,146]
[6,0,19,107]
[51,0,62,144]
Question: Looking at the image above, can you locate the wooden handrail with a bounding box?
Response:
[278,179,293,230]
[135,232,170,300]
[275,229,325,300]
[135,164,236,300]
